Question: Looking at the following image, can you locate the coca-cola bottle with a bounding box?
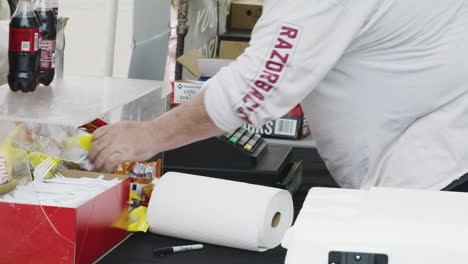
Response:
[35,0,56,86]
[8,0,41,92]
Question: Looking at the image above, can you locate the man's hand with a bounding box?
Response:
[88,90,225,173]
[89,121,158,172]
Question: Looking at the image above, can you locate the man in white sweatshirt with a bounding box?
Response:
[90,0,468,191]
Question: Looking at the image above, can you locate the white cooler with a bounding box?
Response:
[282,187,468,264]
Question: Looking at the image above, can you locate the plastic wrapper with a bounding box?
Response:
[0,121,97,170]
[28,151,61,179]
[8,122,85,162]
[115,160,161,207]
[61,133,94,171]
[0,123,31,194]
[113,161,161,179]
[129,190,142,206]
[128,206,150,232]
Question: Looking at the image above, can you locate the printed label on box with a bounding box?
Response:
[173,81,204,104]
[245,118,299,138]
[274,119,298,137]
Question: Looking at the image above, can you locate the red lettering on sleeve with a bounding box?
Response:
[280,26,299,39]
[236,107,252,123]
[255,80,273,92]
[275,38,293,49]
[270,50,289,64]
[265,61,284,72]
[243,94,261,109]
[234,23,301,125]
[250,87,265,100]
[260,70,280,84]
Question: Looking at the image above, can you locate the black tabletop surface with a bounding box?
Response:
[98,150,336,264]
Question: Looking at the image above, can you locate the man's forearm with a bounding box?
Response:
[147,90,225,153]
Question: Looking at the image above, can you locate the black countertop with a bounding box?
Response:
[98,149,336,264]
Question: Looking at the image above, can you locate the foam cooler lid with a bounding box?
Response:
[283,187,468,264]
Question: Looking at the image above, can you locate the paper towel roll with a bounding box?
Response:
[148,172,294,251]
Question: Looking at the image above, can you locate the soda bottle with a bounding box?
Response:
[8,0,41,93]
[35,0,56,86]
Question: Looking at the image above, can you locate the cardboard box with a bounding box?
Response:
[244,105,310,139]
[171,80,205,105]
[219,40,250,60]
[218,30,251,60]
[0,170,130,264]
[230,0,264,30]
[177,50,235,80]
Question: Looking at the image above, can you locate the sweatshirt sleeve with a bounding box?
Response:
[204,0,379,132]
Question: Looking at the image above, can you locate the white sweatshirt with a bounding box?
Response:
[204,0,468,190]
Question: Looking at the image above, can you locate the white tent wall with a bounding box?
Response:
[0,0,9,19]
[60,0,134,77]
[61,0,170,79]
[113,0,135,78]
[1,0,170,84]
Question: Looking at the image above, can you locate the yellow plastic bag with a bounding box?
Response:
[128,206,150,232]
[64,134,93,151]
[62,134,94,170]
[28,152,61,180]
[0,124,26,195]
[0,144,17,195]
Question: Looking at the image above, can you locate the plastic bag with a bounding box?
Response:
[0,124,32,195]
[128,206,150,232]
[28,152,61,179]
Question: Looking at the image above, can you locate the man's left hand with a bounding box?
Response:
[89,121,158,172]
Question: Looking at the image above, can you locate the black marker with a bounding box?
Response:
[153,244,204,256]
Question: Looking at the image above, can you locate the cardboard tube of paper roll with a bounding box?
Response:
[147,172,294,251]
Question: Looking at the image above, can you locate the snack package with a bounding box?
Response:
[128,206,150,232]
[80,118,108,134]
[140,183,155,207]
[115,160,162,206]
[0,142,18,195]
[62,133,94,171]
[51,118,109,171]
[15,119,106,165]
[28,152,61,180]
[20,123,77,159]
[0,124,31,195]
[112,162,135,176]
[113,160,162,179]
[129,190,142,206]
